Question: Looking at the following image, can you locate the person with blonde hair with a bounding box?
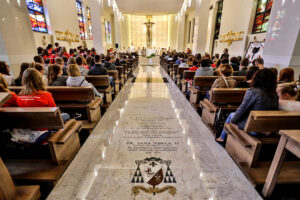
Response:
[67,64,102,98]
[0,74,18,107]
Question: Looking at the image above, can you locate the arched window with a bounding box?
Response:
[253,0,273,34]
[214,0,223,40]
[87,7,93,40]
[76,0,86,39]
[26,0,48,33]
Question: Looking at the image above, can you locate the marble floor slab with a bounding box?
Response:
[47,57,262,200]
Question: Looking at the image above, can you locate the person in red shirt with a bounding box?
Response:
[189,60,199,71]
[17,68,55,107]
[17,68,70,120]
[0,74,18,107]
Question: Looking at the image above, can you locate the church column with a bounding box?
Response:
[113,12,122,51]
[176,13,186,52]
[192,0,210,54]
[88,0,105,53]
[0,0,37,77]
[263,0,300,73]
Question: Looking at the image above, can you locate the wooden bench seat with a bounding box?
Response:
[0,158,40,200]
[8,86,102,131]
[262,130,300,197]
[200,88,247,132]
[0,107,81,185]
[224,111,300,187]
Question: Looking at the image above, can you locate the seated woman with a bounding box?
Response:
[0,61,14,86]
[32,62,48,85]
[278,67,294,84]
[47,64,67,86]
[205,64,236,99]
[236,66,259,88]
[14,63,30,86]
[277,83,300,111]
[15,68,70,143]
[67,64,103,98]
[216,69,278,142]
[0,74,18,107]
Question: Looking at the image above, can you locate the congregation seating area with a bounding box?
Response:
[161,54,300,199]
[0,47,138,199]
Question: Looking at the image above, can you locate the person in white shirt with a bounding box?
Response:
[277,83,300,111]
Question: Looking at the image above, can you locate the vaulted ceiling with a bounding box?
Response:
[115,0,185,15]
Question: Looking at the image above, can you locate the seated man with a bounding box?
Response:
[103,55,116,70]
[88,55,108,75]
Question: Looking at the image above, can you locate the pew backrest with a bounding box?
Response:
[107,70,119,81]
[177,67,189,77]
[85,75,110,88]
[244,111,300,133]
[0,107,64,129]
[9,86,95,101]
[183,70,195,80]
[210,88,247,104]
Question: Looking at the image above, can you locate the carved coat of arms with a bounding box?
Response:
[131,157,177,196]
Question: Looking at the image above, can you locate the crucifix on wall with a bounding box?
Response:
[144,16,155,48]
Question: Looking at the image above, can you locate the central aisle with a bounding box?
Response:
[48,57,262,200]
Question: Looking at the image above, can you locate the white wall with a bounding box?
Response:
[214,0,258,57]
[0,0,37,77]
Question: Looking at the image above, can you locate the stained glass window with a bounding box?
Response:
[214,0,223,40]
[253,0,273,34]
[26,0,48,33]
[87,7,93,40]
[76,1,86,39]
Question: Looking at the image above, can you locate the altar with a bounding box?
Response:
[146,48,157,57]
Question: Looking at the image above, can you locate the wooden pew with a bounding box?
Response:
[107,70,120,95]
[176,67,189,87]
[0,92,12,107]
[188,76,245,108]
[170,64,179,80]
[9,86,102,131]
[85,75,113,109]
[116,66,125,86]
[0,107,81,185]
[0,158,40,200]
[200,88,247,133]
[181,70,195,94]
[224,111,300,186]
[262,130,300,197]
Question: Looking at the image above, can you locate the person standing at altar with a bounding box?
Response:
[129,43,135,53]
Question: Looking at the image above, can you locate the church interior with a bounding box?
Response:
[1,0,300,199]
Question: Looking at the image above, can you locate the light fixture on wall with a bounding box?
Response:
[188,0,192,7]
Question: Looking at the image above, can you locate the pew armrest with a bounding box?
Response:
[188,86,200,94]
[87,98,102,110]
[225,123,261,149]
[48,119,82,144]
[200,99,219,113]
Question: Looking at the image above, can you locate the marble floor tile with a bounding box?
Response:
[47,57,262,200]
